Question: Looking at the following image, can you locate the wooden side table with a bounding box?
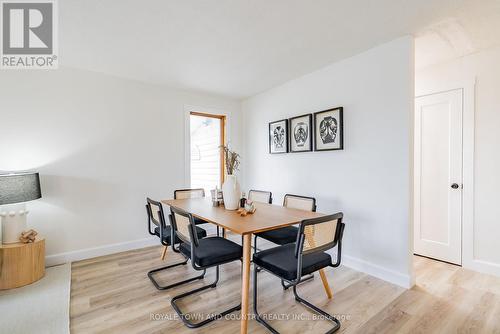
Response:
[0,238,45,290]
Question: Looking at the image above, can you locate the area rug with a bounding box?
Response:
[0,263,71,334]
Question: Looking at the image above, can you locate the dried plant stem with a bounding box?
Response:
[221,145,240,175]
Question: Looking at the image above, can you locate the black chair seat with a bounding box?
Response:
[180,237,242,267]
[253,244,331,281]
[256,226,298,245]
[194,217,209,225]
[154,225,207,245]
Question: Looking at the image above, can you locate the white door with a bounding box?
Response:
[414,89,463,265]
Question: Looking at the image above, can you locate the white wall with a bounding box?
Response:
[241,37,414,287]
[0,68,241,264]
[416,46,500,276]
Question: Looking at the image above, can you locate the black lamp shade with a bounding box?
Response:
[0,173,42,205]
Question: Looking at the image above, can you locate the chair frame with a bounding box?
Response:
[283,193,317,212]
[253,213,345,334]
[174,188,222,236]
[248,189,273,204]
[254,194,317,288]
[174,188,205,199]
[146,198,205,290]
[169,207,242,328]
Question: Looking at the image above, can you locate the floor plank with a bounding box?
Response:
[70,248,500,333]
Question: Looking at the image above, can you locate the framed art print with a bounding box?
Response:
[314,107,343,151]
[289,114,312,153]
[269,119,288,154]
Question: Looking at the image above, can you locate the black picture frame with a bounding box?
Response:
[289,113,313,153]
[314,107,344,151]
[269,119,289,154]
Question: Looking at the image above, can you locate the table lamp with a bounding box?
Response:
[0,172,42,244]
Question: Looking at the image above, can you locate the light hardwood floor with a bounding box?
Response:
[70,247,500,333]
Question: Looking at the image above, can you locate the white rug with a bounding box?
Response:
[0,263,71,334]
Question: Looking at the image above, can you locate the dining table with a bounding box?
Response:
[162,197,332,334]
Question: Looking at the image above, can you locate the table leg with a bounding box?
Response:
[304,229,333,299]
[319,269,333,299]
[160,246,168,261]
[240,234,252,334]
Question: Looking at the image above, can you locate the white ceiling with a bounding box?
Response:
[415,0,500,70]
[59,0,500,99]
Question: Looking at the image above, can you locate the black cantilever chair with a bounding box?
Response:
[174,188,221,235]
[146,198,207,290]
[254,194,317,288]
[255,194,316,248]
[253,212,345,334]
[169,206,243,328]
[174,188,210,225]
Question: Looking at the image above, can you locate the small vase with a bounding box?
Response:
[222,175,241,210]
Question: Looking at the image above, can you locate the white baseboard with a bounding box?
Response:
[327,250,412,289]
[464,259,500,278]
[45,237,158,267]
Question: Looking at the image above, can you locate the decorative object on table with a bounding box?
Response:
[236,200,256,216]
[289,113,313,153]
[244,201,256,213]
[211,187,221,206]
[220,145,241,210]
[269,119,289,154]
[0,172,42,244]
[240,192,246,208]
[217,188,224,204]
[20,229,38,243]
[314,107,343,151]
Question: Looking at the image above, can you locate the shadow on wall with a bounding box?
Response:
[39,174,122,216]
[23,142,169,255]
[2,125,186,255]
[29,173,143,255]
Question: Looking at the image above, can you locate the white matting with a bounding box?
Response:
[0,263,71,334]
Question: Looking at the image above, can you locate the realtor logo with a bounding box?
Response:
[1,0,58,69]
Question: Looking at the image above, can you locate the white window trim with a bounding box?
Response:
[183,104,231,188]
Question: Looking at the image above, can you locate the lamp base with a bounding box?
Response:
[0,203,28,244]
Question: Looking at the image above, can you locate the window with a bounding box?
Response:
[190,112,225,194]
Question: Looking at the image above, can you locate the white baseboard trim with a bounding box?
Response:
[342,255,412,288]
[464,259,500,278]
[45,237,158,267]
[326,250,412,288]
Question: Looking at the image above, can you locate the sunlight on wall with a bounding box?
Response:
[0,145,58,172]
[0,132,110,173]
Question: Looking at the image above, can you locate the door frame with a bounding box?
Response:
[414,78,475,273]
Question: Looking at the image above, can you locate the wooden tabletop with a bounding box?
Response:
[161,198,325,235]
